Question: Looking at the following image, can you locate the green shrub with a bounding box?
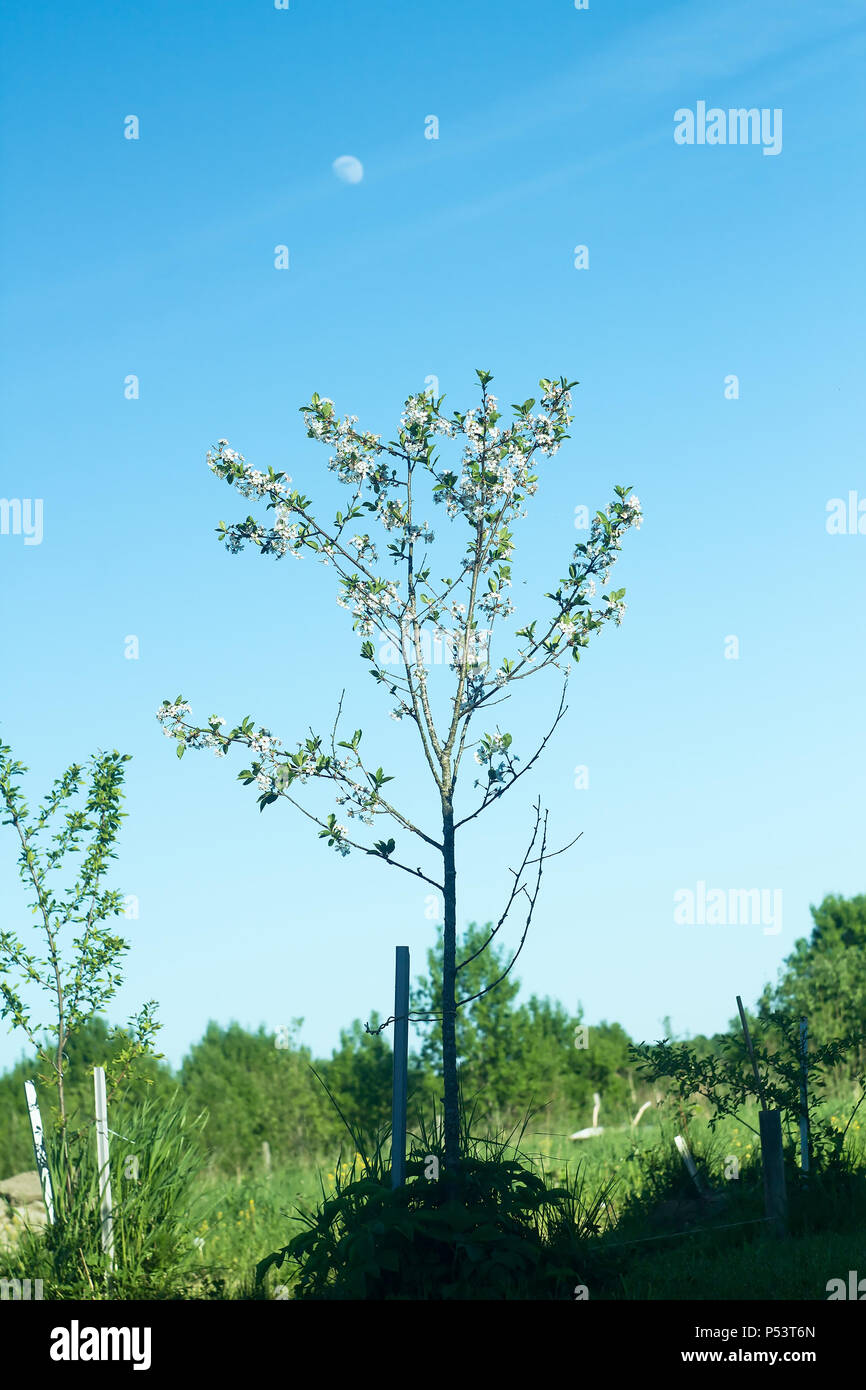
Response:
[256,1114,611,1300]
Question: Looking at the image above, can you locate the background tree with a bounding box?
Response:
[758,892,866,1081]
[807,892,866,951]
[414,920,522,1124]
[159,370,641,1166]
[414,922,638,1129]
[319,1014,427,1149]
[178,1021,335,1174]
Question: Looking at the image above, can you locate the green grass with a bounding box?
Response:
[2,1095,864,1299]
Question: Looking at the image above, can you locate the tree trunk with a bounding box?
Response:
[441,801,459,1169]
[55,1021,73,1202]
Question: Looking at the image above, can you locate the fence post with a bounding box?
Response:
[736,995,787,1237]
[391,946,410,1189]
[799,1017,810,1181]
[23,1080,55,1226]
[93,1067,115,1269]
[759,1108,788,1237]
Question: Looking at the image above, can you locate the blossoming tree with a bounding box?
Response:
[158,370,641,1166]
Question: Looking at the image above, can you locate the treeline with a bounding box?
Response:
[0,896,863,1179]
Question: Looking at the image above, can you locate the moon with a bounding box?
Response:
[332,155,364,185]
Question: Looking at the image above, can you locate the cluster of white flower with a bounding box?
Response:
[200,733,228,754]
[339,576,401,634]
[426,386,573,525]
[476,587,514,621]
[473,731,509,765]
[529,414,556,453]
[624,493,643,528]
[157,692,390,858]
[330,435,376,485]
[157,703,236,757]
[207,441,292,505]
[302,401,336,439]
[401,399,429,430]
[334,795,376,827]
[575,495,642,585]
[434,417,459,438]
[349,533,379,560]
[272,506,303,557]
[400,392,459,441]
[157,701,191,723]
[301,404,384,490]
[206,439,242,469]
[249,734,279,756]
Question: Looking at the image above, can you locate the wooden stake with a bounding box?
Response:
[391,946,410,1189]
[674,1134,708,1196]
[23,1081,55,1226]
[736,995,766,1109]
[735,996,787,1234]
[93,1067,115,1269]
[759,1108,788,1237]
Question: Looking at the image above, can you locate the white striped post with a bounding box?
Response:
[93,1067,115,1269]
[23,1081,55,1225]
[391,946,410,1189]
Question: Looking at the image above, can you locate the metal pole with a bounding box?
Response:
[391,946,410,1189]
[93,1067,115,1269]
[24,1081,55,1225]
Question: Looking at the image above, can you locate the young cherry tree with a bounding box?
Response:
[158,370,641,1167]
[0,739,161,1185]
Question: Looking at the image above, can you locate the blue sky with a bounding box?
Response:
[1,0,864,1080]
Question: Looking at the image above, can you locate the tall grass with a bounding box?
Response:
[3,1091,211,1299]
